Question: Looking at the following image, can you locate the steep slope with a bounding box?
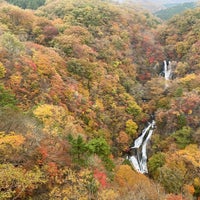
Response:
[146,8,200,198]
[0,0,199,199]
[0,1,166,199]
[155,2,197,20]
[159,7,200,74]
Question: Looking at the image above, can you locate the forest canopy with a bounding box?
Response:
[0,0,199,199]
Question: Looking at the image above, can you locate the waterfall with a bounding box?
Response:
[163,60,172,80]
[163,60,173,88]
[127,120,156,174]
[126,60,173,173]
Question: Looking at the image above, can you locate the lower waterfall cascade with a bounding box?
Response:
[127,120,156,174]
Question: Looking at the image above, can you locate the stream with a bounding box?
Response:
[127,60,172,173]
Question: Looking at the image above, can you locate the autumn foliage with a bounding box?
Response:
[0,0,199,199]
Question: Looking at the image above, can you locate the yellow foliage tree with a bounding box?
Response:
[179,73,196,90]
[49,168,98,200]
[125,119,138,137]
[98,189,119,200]
[0,164,46,199]
[0,131,25,163]
[114,165,164,200]
[33,104,83,136]
[115,165,147,189]
[0,62,6,78]
[0,131,25,147]
[177,144,200,168]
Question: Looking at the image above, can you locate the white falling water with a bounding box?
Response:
[128,120,156,174]
[126,60,173,173]
[133,123,152,148]
[163,60,172,88]
[163,60,172,80]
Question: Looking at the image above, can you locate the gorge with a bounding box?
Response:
[128,60,174,173]
[0,0,199,199]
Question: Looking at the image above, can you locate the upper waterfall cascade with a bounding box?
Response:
[163,60,172,80]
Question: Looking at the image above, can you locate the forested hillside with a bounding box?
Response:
[0,0,199,199]
[5,0,45,9]
[155,2,197,20]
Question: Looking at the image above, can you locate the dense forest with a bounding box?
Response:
[0,0,199,199]
[155,2,197,20]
